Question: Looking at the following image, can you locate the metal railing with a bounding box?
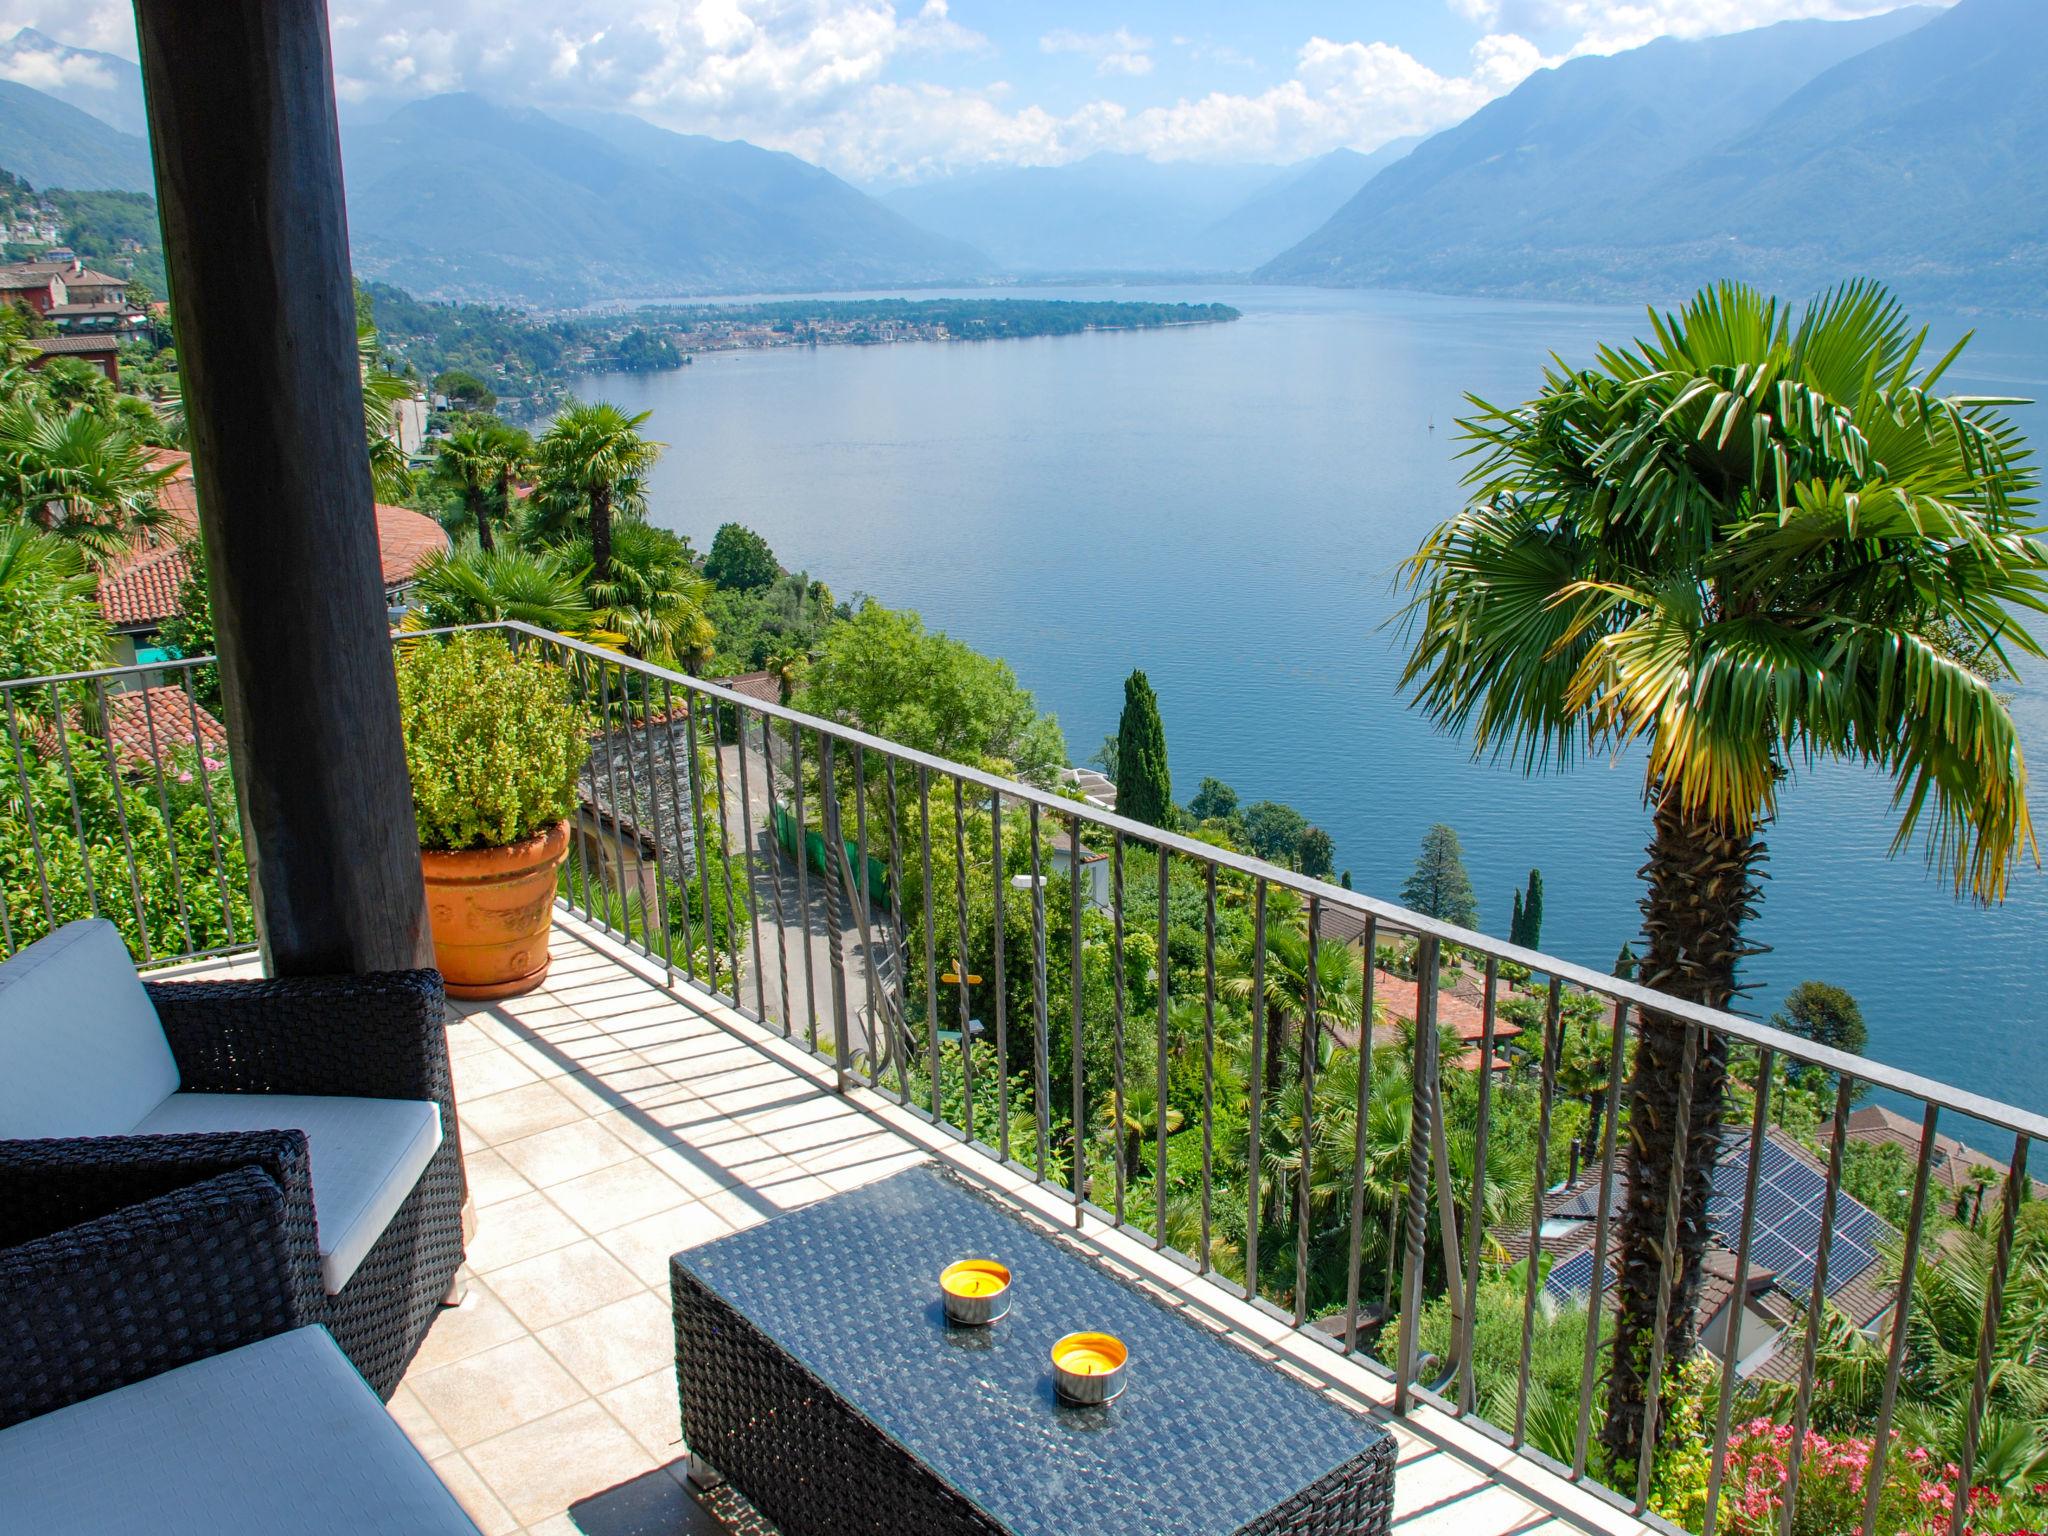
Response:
[6,620,2042,1536]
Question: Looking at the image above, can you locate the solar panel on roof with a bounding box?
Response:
[1543,1249,1597,1302]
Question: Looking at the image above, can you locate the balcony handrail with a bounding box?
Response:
[479,619,2043,1142]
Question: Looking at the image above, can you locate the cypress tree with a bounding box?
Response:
[1115,669,1171,828]
[1615,942,1637,980]
[1521,868,1544,950]
[1510,889,1525,946]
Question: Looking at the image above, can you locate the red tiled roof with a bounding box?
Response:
[102,687,227,769]
[1369,968,1524,1045]
[715,670,781,706]
[97,454,449,627]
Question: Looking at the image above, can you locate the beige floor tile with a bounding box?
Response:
[409,1335,587,1449]
[495,1117,637,1189]
[462,1148,534,1209]
[452,1045,543,1100]
[599,1367,683,1462]
[550,1156,694,1235]
[406,1279,530,1373]
[460,1081,584,1146]
[490,1238,644,1331]
[464,1400,658,1528]
[536,1291,673,1395]
[525,1516,582,1536]
[387,1383,453,1460]
[445,1021,498,1059]
[596,1200,735,1286]
[591,1106,695,1159]
[463,1190,586,1275]
[429,1452,521,1536]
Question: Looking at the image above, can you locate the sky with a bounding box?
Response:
[2,0,1944,184]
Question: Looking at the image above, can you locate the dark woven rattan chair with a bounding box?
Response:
[0,934,466,1401]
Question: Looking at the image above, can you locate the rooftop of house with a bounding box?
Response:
[0,256,124,285]
[1818,1102,2047,1202]
[27,333,121,356]
[101,685,228,769]
[97,452,451,630]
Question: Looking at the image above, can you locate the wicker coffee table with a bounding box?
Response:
[670,1164,1396,1536]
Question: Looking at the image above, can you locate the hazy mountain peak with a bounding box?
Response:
[0,27,145,136]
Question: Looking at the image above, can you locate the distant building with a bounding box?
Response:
[1818,1103,2047,1207]
[1046,822,1111,912]
[0,256,141,330]
[26,331,122,383]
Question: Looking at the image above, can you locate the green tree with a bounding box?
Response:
[797,600,1065,785]
[1398,280,2043,1470]
[704,522,779,592]
[1189,776,1238,823]
[432,417,529,554]
[558,520,713,670]
[1240,800,1308,865]
[1400,824,1478,927]
[1511,867,1544,947]
[1114,669,1170,828]
[1298,825,1335,879]
[409,542,593,634]
[532,403,659,584]
[1771,981,1868,1096]
[0,402,172,563]
[432,368,495,411]
[0,524,108,686]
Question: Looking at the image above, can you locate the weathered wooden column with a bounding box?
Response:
[133,0,431,975]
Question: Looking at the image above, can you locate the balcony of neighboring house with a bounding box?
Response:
[6,630,2042,1536]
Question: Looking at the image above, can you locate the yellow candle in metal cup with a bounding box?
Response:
[1051,1331,1128,1403]
[1058,1345,1120,1374]
[939,1259,1011,1324]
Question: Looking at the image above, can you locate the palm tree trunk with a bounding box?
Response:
[1600,788,1765,1472]
[474,493,495,554]
[590,483,612,584]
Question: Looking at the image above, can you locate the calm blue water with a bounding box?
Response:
[580,284,2048,1131]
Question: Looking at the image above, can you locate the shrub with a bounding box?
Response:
[396,633,589,851]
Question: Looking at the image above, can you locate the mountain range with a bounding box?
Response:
[879,147,1413,274]
[0,0,2038,311]
[1263,0,2041,308]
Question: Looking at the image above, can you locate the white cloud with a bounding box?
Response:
[1456,0,1946,56]
[1040,26,1153,78]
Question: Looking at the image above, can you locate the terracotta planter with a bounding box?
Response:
[421,820,571,1000]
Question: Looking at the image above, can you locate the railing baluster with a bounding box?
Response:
[178,672,237,946]
[885,760,910,1104]
[593,660,635,948]
[852,747,878,1084]
[1946,1134,2031,1536]
[790,719,816,1049]
[818,735,852,1090]
[2,690,58,932]
[1344,915,1378,1355]
[132,677,195,955]
[988,789,1009,1151]
[918,764,939,1117]
[1110,832,1128,1225]
[1571,998,1632,1475]
[1780,1078,1854,1536]
[1703,1047,1774,1536]
[951,776,975,1144]
[1395,934,1441,1414]
[1200,861,1218,1272]
[1456,955,1500,1413]
[683,687,719,997]
[759,711,792,1036]
[658,677,696,982]
[1515,975,1564,1446]
[1029,801,1051,1181]
[711,700,744,1009]
[611,662,651,957]
[1635,1019,1704,1513]
[635,672,676,983]
[735,699,768,1019]
[1155,841,1171,1250]
[1856,1102,1939,1536]
[48,681,102,921]
[1071,813,1087,1228]
[1296,895,1320,1328]
[1244,879,1267,1305]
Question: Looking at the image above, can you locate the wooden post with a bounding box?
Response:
[134,0,431,975]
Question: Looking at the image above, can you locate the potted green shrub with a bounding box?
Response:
[396,632,589,998]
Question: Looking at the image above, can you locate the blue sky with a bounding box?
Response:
[0,0,1944,182]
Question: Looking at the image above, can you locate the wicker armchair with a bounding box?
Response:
[0,924,466,1400]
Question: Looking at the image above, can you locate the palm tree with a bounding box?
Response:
[408,542,593,633]
[358,319,416,502]
[0,403,173,563]
[431,418,530,553]
[1399,281,2043,1470]
[533,403,659,584]
[1220,901,1363,1101]
[764,647,806,704]
[556,520,713,669]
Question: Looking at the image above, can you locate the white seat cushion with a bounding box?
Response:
[0,919,180,1138]
[0,1326,480,1535]
[136,1094,442,1294]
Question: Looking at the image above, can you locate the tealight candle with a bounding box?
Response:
[1051,1331,1128,1404]
[939,1259,1011,1325]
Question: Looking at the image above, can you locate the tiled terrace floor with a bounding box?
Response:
[192,913,1658,1536]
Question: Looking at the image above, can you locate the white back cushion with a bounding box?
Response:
[0,919,181,1138]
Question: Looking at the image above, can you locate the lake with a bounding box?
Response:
[578,283,2048,1131]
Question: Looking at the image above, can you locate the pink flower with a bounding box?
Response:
[176,770,192,783]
